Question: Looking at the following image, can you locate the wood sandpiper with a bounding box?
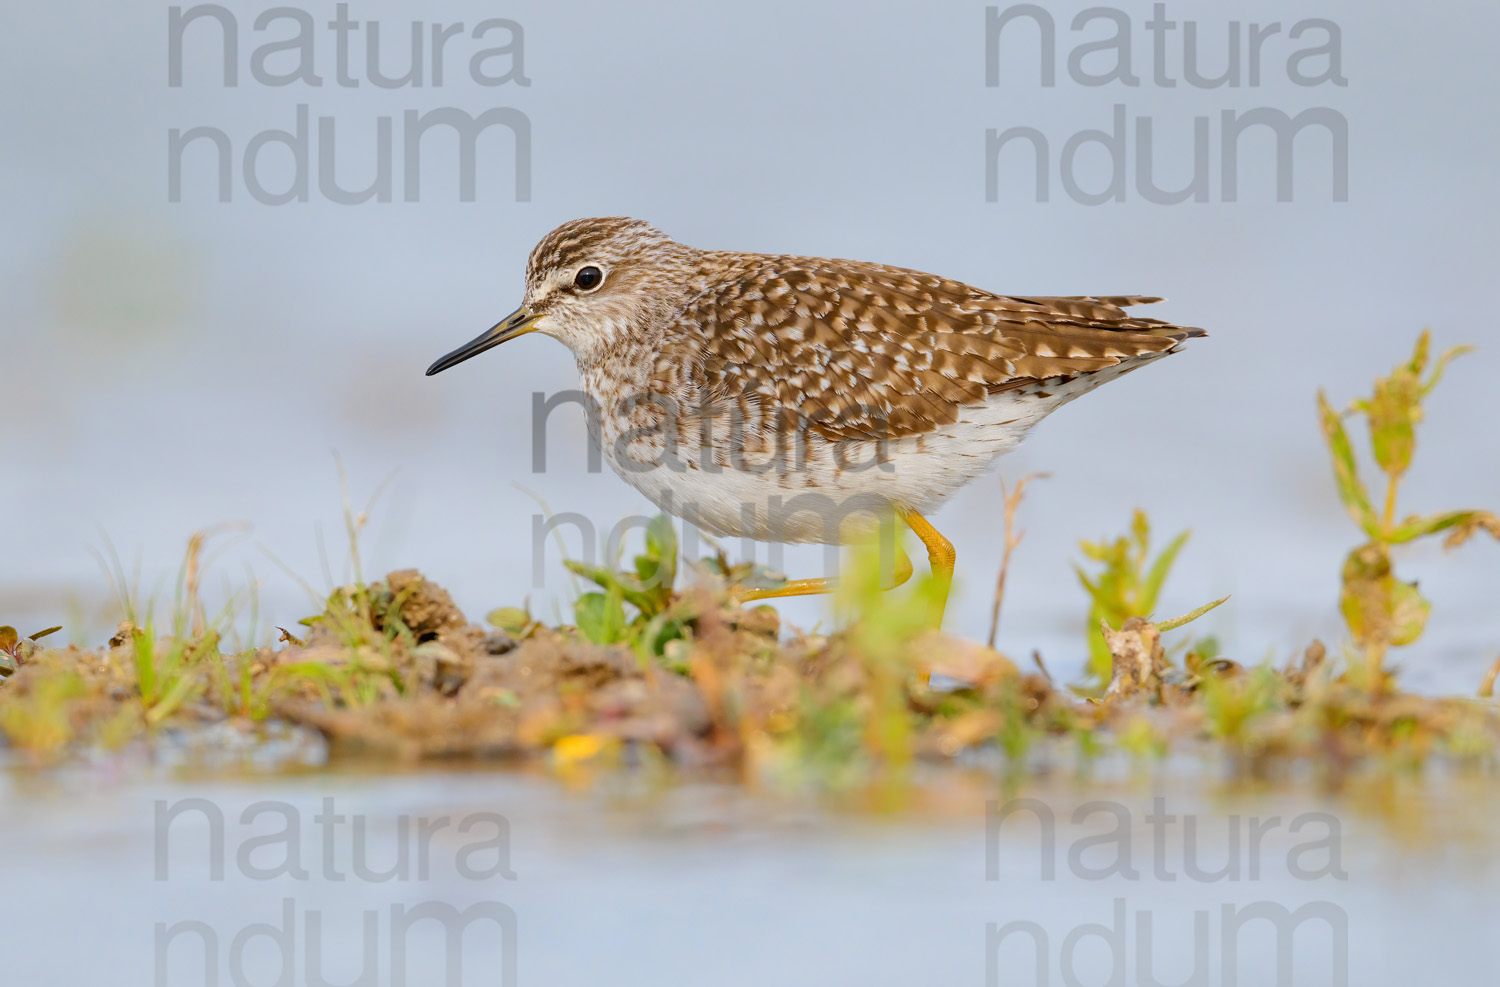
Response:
[427,217,1203,625]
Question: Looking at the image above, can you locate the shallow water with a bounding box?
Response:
[3,2,1500,980]
[4,761,1495,986]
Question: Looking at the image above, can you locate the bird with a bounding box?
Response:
[426,217,1203,625]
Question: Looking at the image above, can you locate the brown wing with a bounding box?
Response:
[655,254,1203,442]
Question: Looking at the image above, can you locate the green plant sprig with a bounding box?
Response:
[1318,330,1500,678]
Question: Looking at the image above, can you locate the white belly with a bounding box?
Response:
[590,375,1107,544]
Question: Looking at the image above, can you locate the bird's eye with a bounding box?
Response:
[574,266,603,291]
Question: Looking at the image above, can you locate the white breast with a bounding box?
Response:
[583,354,1159,544]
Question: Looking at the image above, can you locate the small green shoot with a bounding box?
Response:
[833,528,949,771]
[1318,330,1500,680]
[564,516,695,659]
[1076,510,1192,684]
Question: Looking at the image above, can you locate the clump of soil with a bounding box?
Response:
[1,571,1495,786]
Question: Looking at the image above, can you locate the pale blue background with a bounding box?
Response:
[3,3,1500,985]
[2,0,1497,691]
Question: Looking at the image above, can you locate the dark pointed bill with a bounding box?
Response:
[426,306,541,376]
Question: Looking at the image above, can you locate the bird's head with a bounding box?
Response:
[426,217,697,375]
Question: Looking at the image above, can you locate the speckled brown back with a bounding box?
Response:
[649,253,1202,442]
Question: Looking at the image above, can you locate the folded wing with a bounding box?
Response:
[656,255,1204,442]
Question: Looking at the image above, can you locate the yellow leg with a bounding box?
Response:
[896,507,954,628]
[736,541,914,602]
[736,576,837,602]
